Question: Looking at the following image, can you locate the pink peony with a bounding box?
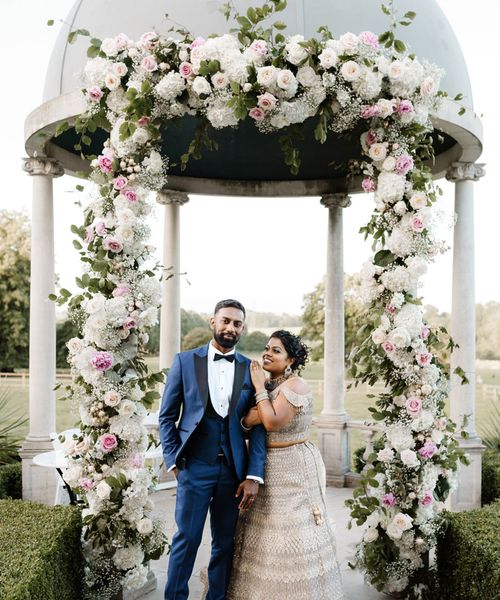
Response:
[103,237,123,253]
[249,107,266,121]
[190,36,206,49]
[88,87,103,102]
[398,99,414,114]
[418,442,438,459]
[420,490,434,506]
[91,351,114,371]
[179,61,194,78]
[361,105,381,119]
[121,188,138,203]
[405,396,422,417]
[95,221,106,236]
[113,176,128,190]
[420,326,430,339]
[84,226,95,244]
[395,154,414,175]
[416,352,432,366]
[362,177,376,192]
[359,31,380,49]
[112,284,130,297]
[382,492,397,507]
[100,433,118,453]
[382,340,395,353]
[137,116,151,127]
[98,155,113,174]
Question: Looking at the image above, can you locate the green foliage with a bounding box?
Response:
[182,327,213,350]
[56,319,80,368]
[437,501,500,600]
[0,500,83,600]
[0,463,22,499]
[352,438,385,473]
[479,396,500,450]
[481,448,500,505]
[0,390,28,465]
[378,2,416,55]
[221,0,288,46]
[0,211,31,371]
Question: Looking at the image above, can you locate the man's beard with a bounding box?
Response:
[213,330,240,349]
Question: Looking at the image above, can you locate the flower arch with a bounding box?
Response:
[55,1,468,597]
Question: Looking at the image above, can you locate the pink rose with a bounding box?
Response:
[405,396,422,417]
[84,226,95,244]
[420,490,434,506]
[249,39,268,56]
[112,284,130,297]
[88,87,103,102]
[139,32,158,51]
[141,55,158,72]
[113,176,128,190]
[137,116,151,127]
[416,352,432,366]
[121,188,138,203]
[249,107,266,121]
[115,33,131,51]
[91,351,114,371]
[179,61,194,78]
[382,492,397,507]
[359,31,380,49]
[362,177,376,192]
[361,105,381,119]
[100,432,118,453]
[382,340,395,353]
[385,303,397,315]
[410,214,425,232]
[95,221,106,236]
[418,442,438,459]
[190,36,206,49]
[123,316,137,330]
[420,326,430,339]
[398,99,414,114]
[366,130,377,145]
[80,478,95,491]
[395,154,414,175]
[257,92,277,111]
[98,155,113,174]
[103,237,123,253]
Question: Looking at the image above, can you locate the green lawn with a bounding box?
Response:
[3,358,498,470]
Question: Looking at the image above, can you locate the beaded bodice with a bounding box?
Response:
[266,380,313,444]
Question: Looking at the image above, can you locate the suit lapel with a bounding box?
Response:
[194,345,209,411]
[229,354,246,415]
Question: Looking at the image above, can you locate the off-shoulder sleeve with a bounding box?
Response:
[279,386,311,412]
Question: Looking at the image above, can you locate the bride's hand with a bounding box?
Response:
[250,360,266,390]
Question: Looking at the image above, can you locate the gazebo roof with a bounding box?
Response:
[25,0,482,196]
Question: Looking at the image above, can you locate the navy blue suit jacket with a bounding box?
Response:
[159,344,266,482]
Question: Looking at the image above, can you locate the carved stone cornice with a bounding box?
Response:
[22,157,64,178]
[320,193,352,209]
[446,162,486,183]
[156,190,190,206]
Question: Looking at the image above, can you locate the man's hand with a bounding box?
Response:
[235,479,259,512]
[243,406,262,428]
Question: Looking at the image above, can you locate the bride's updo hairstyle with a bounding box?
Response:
[269,330,309,375]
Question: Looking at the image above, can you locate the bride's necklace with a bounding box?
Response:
[265,374,291,391]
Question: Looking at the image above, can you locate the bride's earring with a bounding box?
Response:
[284,365,292,378]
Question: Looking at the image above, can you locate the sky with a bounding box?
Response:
[0,0,498,316]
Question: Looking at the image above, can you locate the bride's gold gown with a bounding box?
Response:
[226,382,344,600]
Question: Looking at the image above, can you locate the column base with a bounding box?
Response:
[19,436,58,505]
[123,569,157,599]
[314,415,350,487]
[448,436,485,511]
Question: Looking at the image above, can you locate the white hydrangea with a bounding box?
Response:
[410,410,435,432]
[380,266,411,293]
[155,72,186,101]
[123,565,149,590]
[375,171,406,204]
[394,303,423,338]
[206,96,239,129]
[113,544,145,571]
[387,423,415,451]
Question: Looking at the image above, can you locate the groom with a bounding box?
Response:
[159,299,266,600]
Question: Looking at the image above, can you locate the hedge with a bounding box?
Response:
[0,500,83,600]
[437,500,500,600]
[0,463,22,499]
[481,448,500,505]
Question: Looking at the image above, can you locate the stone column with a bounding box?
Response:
[446,162,485,511]
[19,157,64,504]
[315,193,351,486]
[156,191,189,372]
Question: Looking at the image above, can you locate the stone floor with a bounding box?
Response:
[143,486,386,600]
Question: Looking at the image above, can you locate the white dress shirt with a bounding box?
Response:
[207,342,235,418]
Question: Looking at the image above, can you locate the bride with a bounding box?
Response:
[226,330,344,600]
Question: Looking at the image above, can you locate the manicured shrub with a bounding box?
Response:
[0,462,21,499]
[437,500,500,600]
[0,499,83,600]
[481,448,500,505]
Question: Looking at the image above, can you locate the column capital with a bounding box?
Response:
[320,193,351,209]
[446,162,486,183]
[22,157,64,178]
[156,190,189,206]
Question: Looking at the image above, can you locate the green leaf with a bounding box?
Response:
[55,121,69,137]
[404,11,417,19]
[378,31,390,43]
[47,19,55,26]
[381,4,391,15]
[273,21,287,30]
[236,16,251,29]
[48,294,57,301]
[458,107,466,116]
[454,93,464,101]
[60,288,72,298]
[373,249,395,267]
[73,240,83,250]
[394,39,406,53]
[247,7,258,23]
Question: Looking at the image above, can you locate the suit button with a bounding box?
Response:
[195,421,199,425]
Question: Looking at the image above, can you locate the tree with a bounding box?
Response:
[182,327,212,350]
[238,330,268,352]
[300,274,368,362]
[56,319,80,368]
[0,211,31,371]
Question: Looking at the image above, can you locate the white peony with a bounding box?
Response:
[85,294,106,314]
[192,76,211,96]
[368,143,387,162]
[286,42,308,65]
[386,522,404,539]
[377,98,394,117]
[392,512,413,531]
[119,400,137,417]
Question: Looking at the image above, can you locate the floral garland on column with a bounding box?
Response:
[55,1,467,597]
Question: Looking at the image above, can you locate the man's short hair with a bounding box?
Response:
[214,299,246,318]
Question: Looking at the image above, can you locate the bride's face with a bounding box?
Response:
[261,337,293,376]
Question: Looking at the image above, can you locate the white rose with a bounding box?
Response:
[339,32,359,54]
[340,60,361,81]
[105,73,120,90]
[400,449,420,468]
[101,38,119,57]
[112,62,128,78]
[286,43,308,65]
[96,480,112,500]
[363,527,379,542]
[392,512,413,531]
[421,384,433,395]
[211,72,229,89]
[119,400,136,417]
[388,60,406,80]
[276,69,297,91]
[368,143,387,162]
[420,76,437,97]
[377,448,395,462]
[394,201,408,215]
[318,48,338,69]
[66,337,83,355]
[104,390,121,407]
[393,395,406,407]
[63,465,83,485]
[371,329,386,344]
[377,98,394,118]
[388,327,411,349]
[85,294,106,314]
[382,156,396,171]
[192,76,211,96]
[296,66,320,88]
[431,429,444,445]
[409,192,428,210]
[136,517,154,535]
[411,410,434,432]
[256,65,278,87]
[387,522,403,539]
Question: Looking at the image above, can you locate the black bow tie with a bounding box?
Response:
[214,353,235,362]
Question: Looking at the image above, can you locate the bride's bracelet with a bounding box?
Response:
[255,390,269,404]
